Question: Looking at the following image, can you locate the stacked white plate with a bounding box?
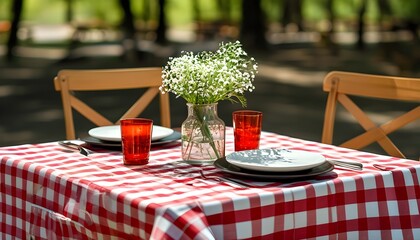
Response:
[214,149,333,180]
[88,125,174,142]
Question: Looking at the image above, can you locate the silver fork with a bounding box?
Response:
[58,141,93,156]
[329,160,363,171]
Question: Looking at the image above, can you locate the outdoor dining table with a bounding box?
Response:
[1,127,420,239]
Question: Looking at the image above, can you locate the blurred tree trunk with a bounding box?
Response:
[357,0,394,49]
[6,0,23,60]
[192,0,200,22]
[65,0,73,23]
[326,0,334,34]
[281,0,303,31]
[240,0,267,49]
[322,0,339,55]
[357,0,367,49]
[119,0,136,40]
[142,0,150,23]
[156,0,167,44]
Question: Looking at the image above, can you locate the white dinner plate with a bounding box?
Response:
[88,125,174,142]
[81,131,181,148]
[225,149,326,172]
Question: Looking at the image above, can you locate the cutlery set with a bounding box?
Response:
[328,160,392,171]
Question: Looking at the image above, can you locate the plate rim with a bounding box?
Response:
[88,125,174,142]
[214,157,334,180]
[82,131,181,148]
[225,149,326,172]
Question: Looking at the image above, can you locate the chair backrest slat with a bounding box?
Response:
[54,67,171,140]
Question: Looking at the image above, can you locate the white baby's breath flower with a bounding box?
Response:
[160,41,258,106]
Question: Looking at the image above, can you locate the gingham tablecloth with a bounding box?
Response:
[1,128,420,240]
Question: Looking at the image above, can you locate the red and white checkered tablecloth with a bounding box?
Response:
[1,128,420,239]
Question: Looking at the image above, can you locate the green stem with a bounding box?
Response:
[184,117,200,160]
[194,105,221,159]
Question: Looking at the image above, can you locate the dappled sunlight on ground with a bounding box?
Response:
[258,64,326,86]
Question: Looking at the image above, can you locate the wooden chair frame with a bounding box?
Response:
[322,71,420,158]
[54,67,171,140]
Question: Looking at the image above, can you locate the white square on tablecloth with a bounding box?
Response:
[383,173,395,187]
[123,225,134,237]
[283,213,294,230]
[365,202,379,217]
[46,188,55,202]
[387,201,400,216]
[232,197,250,211]
[292,186,307,201]
[202,201,223,215]
[283,188,294,202]
[346,231,359,239]
[5,174,12,186]
[294,211,307,228]
[409,199,420,215]
[342,177,356,192]
[258,192,275,206]
[236,221,252,238]
[367,230,381,239]
[403,169,415,186]
[14,215,23,231]
[362,174,377,190]
[316,208,329,225]
[261,217,275,235]
[390,229,404,239]
[16,198,23,212]
[345,204,358,220]
[314,183,329,197]
[39,228,47,239]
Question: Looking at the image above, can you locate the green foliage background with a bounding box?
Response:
[0,0,418,29]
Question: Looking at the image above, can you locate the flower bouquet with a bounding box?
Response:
[160,41,258,164]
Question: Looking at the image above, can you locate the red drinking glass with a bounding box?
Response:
[233,110,263,151]
[120,118,153,165]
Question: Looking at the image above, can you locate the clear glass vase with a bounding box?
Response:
[181,103,225,165]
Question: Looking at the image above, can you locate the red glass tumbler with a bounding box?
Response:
[233,110,263,151]
[120,118,153,165]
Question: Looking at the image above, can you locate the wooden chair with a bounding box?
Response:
[54,67,171,140]
[322,71,420,158]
